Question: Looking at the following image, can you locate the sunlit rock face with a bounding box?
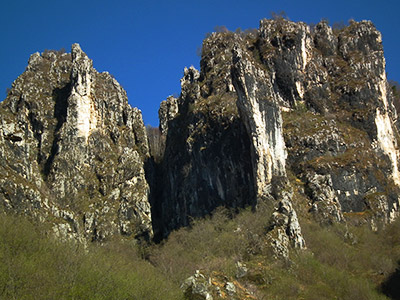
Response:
[232,44,287,199]
[69,43,98,142]
[154,22,301,243]
[0,44,152,242]
[274,19,400,225]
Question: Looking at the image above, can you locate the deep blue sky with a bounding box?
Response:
[1,0,400,126]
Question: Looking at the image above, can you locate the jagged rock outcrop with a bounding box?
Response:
[153,63,256,239]
[257,19,313,108]
[181,270,255,300]
[267,186,306,258]
[231,44,287,200]
[1,18,400,254]
[159,95,179,134]
[152,18,400,247]
[0,44,152,242]
[278,20,400,225]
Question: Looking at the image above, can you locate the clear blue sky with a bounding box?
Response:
[1,0,400,126]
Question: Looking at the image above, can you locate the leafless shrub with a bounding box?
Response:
[389,80,400,114]
[270,10,289,21]
[214,25,229,33]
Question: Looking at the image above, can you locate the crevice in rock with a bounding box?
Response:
[43,83,70,178]
[28,111,44,164]
[53,83,70,132]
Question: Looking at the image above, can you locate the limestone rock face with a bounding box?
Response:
[154,62,255,238]
[2,18,400,252]
[154,24,303,246]
[232,44,287,199]
[267,189,306,258]
[0,44,152,242]
[305,172,344,224]
[159,95,179,134]
[258,19,313,107]
[181,270,253,300]
[279,20,400,225]
[152,18,400,247]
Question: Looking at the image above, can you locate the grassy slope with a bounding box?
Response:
[0,213,183,300]
[1,201,400,299]
[149,201,400,299]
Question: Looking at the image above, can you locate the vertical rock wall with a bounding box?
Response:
[153,64,256,239]
[153,18,400,246]
[0,44,152,242]
[232,45,287,199]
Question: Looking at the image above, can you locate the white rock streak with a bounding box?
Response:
[232,47,287,198]
[295,81,304,99]
[378,70,389,109]
[70,43,98,142]
[373,67,400,186]
[375,109,400,185]
[73,77,97,140]
[300,32,309,71]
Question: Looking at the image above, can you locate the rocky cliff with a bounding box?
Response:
[0,44,152,242]
[155,18,400,249]
[1,18,400,254]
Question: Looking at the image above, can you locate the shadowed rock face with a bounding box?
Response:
[0,44,152,243]
[153,67,256,239]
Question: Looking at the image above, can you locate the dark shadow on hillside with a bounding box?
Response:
[381,263,400,300]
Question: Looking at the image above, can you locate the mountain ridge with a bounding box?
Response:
[1,17,400,299]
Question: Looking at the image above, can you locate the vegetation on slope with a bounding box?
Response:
[2,196,400,299]
[149,195,400,299]
[0,213,183,300]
